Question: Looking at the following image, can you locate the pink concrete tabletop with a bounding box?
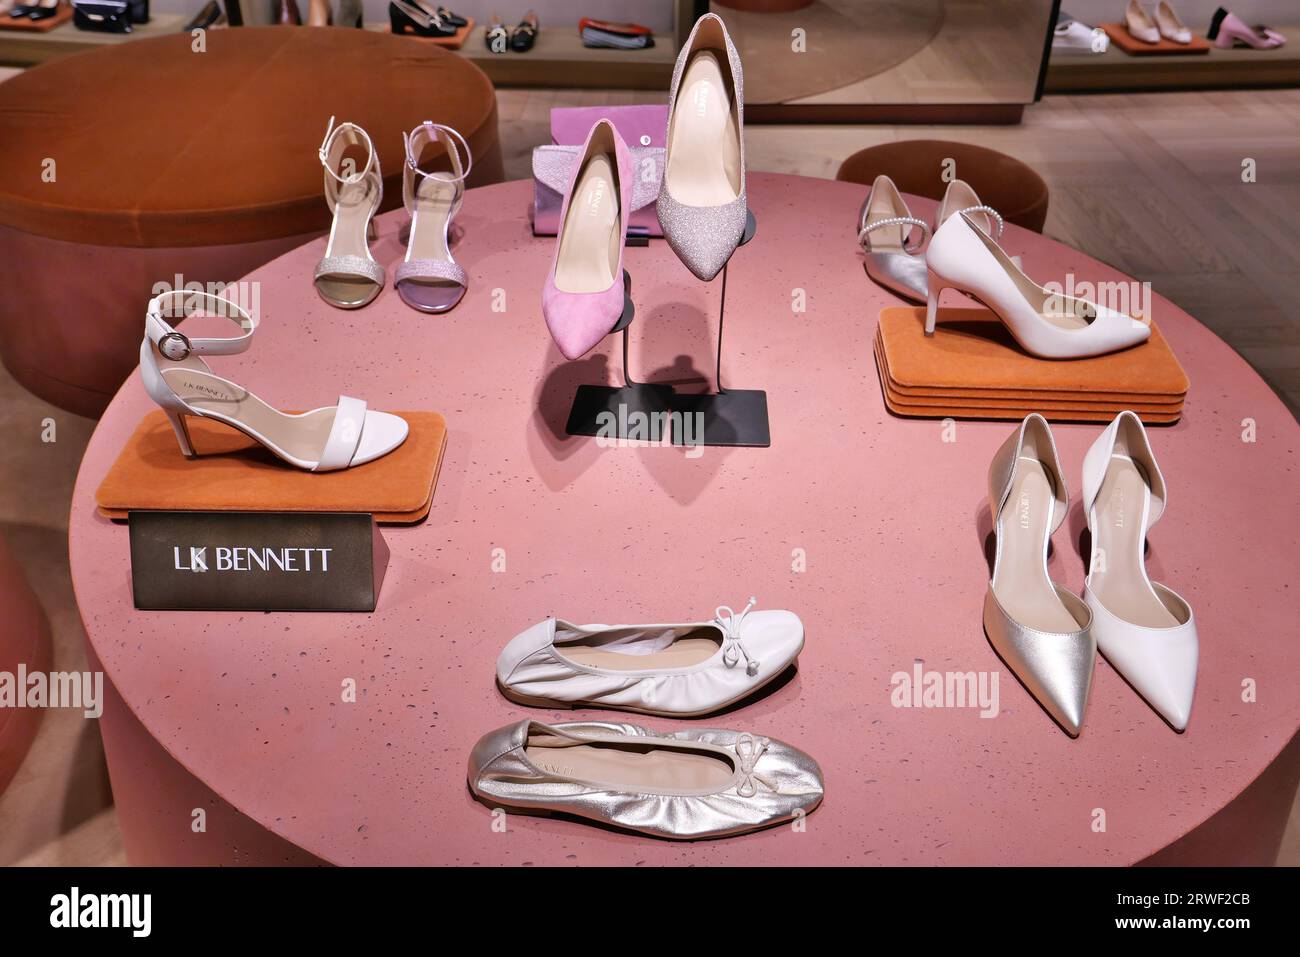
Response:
[69,174,1300,865]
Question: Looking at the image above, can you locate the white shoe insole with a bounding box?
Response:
[1090,455,1180,629]
[561,632,721,671]
[317,176,380,304]
[554,153,619,294]
[525,738,733,790]
[664,50,741,207]
[994,456,1080,634]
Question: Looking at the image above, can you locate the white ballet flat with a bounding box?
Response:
[141,290,408,472]
[925,211,1151,359]
[496,597,804,717]
[1082,411,1198,730]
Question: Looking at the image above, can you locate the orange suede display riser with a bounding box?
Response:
[878,306,1189,394]
[874,307,1188,425]
[874,339,1183,421]
[95,411,446,525]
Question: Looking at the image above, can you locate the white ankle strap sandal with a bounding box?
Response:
[314,116,385,309]
[395,121,473,314]
[140,289,408,472]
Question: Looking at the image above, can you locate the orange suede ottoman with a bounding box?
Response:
[837,140,1049,234]
[0,27,503,417]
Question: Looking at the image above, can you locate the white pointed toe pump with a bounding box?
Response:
[657,12,748,282]
[984,414,1095,736]
[925,212,1151,359]
[141,290,408,471]
[1082,411,1198,730]
[314,117,385,309]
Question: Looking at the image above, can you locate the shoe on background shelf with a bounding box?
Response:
[395,121,472,314]
[389,0,456,37]
[511,9,537,51]
[1207,7,1286,48]
[1052,17,1109,54]
[1154,1,1191,43]
[657,12,747,282]
[1124,0,1160,43]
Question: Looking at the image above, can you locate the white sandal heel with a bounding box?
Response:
[141,290,408,472]
[314,116,385,309]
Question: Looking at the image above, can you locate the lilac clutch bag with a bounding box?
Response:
[532,104,668,237]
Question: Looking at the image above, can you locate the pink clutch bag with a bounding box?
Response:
[532,104,667,237]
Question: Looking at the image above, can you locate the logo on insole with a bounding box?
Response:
[534,760,578,778]
[180,380,239,402]
[585,179,606,216]
[1017,491,1032,529]
[1112,485,1126,528]
[692,82,711,118]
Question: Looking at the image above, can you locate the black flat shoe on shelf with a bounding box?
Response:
[10,0,59,17]
[71,0,133,31]
[511,9,538,51]
[435,5,464,27]
[390,0,456,37]
[182,0,224,30]
[485,12,507,51]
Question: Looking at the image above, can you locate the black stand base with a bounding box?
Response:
[564,211,770,449]
[669,388,769,448]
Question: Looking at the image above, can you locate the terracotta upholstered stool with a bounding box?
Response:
[0,533,53,796]
[0,27,504,417]
[836,140,1049,233]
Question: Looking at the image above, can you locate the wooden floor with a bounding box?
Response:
[1,85,1296,867]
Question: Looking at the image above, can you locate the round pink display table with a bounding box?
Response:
[70,175,1300,865]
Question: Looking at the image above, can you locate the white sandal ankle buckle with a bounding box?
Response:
[158,331,192,361]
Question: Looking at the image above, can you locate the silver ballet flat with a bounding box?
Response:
[657,13,748,282]
[857,174,931,303]
[983,414,1096,736]
[468,719,824,840]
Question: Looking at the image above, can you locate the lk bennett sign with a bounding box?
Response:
[128,511,389,612]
